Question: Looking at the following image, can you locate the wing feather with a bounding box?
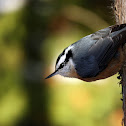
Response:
[88,24,125,71]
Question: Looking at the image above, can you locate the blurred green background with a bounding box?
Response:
[0,0,123,126]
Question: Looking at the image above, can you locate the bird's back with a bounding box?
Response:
[72,24,126,81]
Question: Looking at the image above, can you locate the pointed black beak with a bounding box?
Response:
[45,70,58,79]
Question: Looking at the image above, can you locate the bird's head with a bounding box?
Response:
[45,45,76,79]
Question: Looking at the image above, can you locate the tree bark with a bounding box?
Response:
[114,0,126,125]
[114,0,126,24]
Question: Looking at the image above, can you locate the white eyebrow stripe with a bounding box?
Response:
[65,45,73,53]
[56,45,73,69]
[56,55,66,69]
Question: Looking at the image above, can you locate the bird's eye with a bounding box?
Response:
[61,63,64,67]
[60,62,65,68]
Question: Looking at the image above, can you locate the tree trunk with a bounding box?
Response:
[17,0,51,126]
[114,0,126,125]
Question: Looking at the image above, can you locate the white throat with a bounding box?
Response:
[58,58,77,78]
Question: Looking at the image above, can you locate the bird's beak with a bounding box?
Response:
[45,70,58,79]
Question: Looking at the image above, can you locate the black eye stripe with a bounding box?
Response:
[56,49,66,65]
[65,50,73,62]
[56,49,73,70]
[56,54,61,65]
[59,63,65,69]
[58,50,73,69]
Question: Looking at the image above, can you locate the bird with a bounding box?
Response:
[45,24,126,82]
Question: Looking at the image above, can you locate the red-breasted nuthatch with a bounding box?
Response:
[46,24,126,82]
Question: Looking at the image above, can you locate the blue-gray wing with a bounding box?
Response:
[88,36,116,71]
[75,24,126,78]
[89,24,126,71]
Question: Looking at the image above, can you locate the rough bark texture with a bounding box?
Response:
[114,0,126,24]
[114,0,126,125]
